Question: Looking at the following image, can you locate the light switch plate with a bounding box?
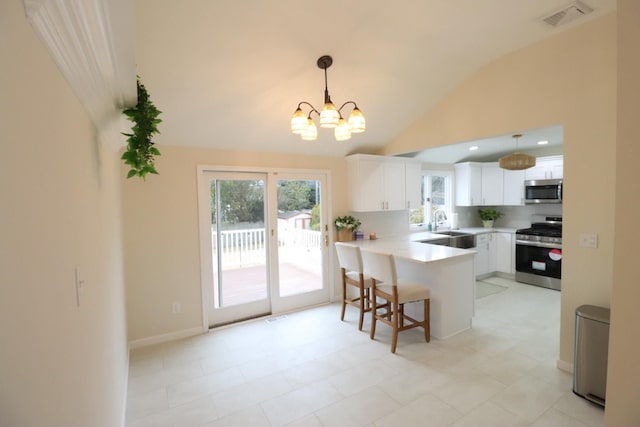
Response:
[580,233,598,248]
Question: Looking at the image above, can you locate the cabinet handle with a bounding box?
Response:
[381,201,385,210]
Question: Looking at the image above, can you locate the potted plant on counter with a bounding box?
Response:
[334,215,361,242]
[478,207,503,228]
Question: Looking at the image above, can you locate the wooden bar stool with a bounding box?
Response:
[334,242,373,331]
[361,249,431,353]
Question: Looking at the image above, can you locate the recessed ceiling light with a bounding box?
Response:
[469,146,479,151]
[537,140,549,145]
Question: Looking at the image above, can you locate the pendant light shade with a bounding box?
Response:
[300,117,318,141]
[334,117,352,141]
[348,107,366,133]
[320,102,340,128]
[290,108,307,134]
[291,55,365,141]
[499,134,536,170]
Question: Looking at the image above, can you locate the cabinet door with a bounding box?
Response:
[524,164,548,180]
[384,161,407,210]
[503,169,524,205]
[496,232,514,274]
[487,233,497,273]
[475,234,490,277]
[405,161,422,210]
[353,158,385,211]
[524,156,563,180]
[476,233,497,277]
[455,163,482,206]
[549,160,563,179]
[481,164,503,205]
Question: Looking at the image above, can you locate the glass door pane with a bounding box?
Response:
[206,172,271,326]
[271,174,329,312]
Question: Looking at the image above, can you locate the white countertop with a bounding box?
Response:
[346,233,475,263]
[345,227,518,264]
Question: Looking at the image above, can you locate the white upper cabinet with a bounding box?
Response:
[454,163,482,206]
[524,156,563,180]
[455,162,507,206]
[456,157,562,206]
[480,163,503,206]
[346,154,419,212]
[384,160,407,210]
[503,169,525,206]
[404,161,422,210]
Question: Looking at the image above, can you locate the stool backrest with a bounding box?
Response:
[335,242,363,273]
[361,250,397,286]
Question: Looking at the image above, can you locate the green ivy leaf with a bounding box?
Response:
[121,77,162,180]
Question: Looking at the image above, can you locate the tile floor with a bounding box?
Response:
[126,277,605,427]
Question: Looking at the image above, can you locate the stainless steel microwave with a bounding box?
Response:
[524,179,563,204]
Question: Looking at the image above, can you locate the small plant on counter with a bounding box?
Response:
[334,215,361,231]
[478,207,503,221]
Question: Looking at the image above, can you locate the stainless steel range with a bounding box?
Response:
[515,216,562,291]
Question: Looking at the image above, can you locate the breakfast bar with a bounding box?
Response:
[345,233,476,339]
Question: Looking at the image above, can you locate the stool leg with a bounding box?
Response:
[370,285,377,340]
[424,298,431,343]
[391,300,399,353]
[340,270,347,322]
[358,285,365,331]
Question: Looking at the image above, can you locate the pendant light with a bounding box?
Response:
[291,55,365,141]
[499,134,536,170]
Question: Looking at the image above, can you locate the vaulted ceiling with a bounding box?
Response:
[136,1,615,159]
[24,0,616,159]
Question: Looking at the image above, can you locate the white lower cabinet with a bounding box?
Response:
[496,231,515,274]
[475,233,496,278]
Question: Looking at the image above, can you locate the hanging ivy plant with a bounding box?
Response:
[121,78,162,179]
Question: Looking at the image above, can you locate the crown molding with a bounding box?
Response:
[23,0,135,145]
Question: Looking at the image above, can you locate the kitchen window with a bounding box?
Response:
[410,171,453,229]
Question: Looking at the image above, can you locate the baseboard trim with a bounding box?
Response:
[128,326,206,349]
[557,358,574,373]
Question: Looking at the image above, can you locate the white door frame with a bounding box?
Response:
[197,165,332,330]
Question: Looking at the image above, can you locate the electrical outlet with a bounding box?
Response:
[580,233,598,248]
[172,302,181,314]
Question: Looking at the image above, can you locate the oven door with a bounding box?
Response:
[515,239,562,290]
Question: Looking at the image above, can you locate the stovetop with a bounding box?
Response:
[516,216,562,244]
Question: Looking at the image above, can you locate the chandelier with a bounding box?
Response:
[290,55,366,141]
[499,134,536,170]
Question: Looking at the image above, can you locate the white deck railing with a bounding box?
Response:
[212,227,322,269]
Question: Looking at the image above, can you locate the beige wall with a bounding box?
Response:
[0,1,128,425]
[122,145,348,342]
[384,15,617,370]
[606,0,640,424]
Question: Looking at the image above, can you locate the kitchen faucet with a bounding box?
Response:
[433,209,448,232]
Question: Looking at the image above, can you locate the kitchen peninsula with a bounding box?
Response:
[344,233,476,339]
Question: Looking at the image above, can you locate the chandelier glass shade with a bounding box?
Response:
[499,134,536,170]
[291,55,365,141]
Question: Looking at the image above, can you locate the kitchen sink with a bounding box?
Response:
[434,230,471,237]
[420,232,476,249]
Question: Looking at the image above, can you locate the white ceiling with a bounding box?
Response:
[135,0,614,159]
[408,124,564,164]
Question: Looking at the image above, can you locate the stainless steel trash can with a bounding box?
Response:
[573,304,610,407]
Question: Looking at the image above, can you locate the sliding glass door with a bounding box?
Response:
[199,169,329,328]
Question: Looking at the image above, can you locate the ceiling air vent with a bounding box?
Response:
[542,0,594,27]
